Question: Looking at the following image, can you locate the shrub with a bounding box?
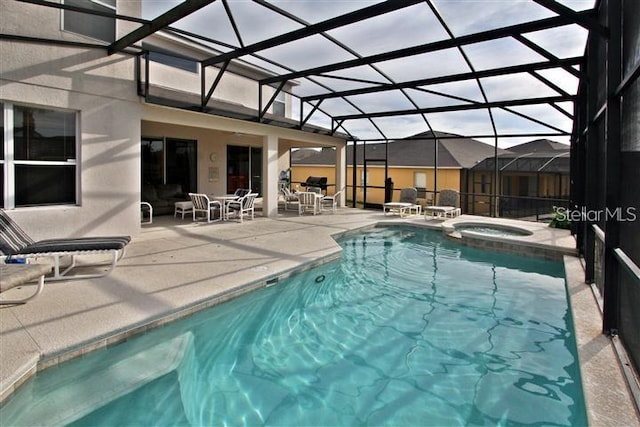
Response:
[549,206,571,229]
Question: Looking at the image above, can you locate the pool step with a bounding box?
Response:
[4,332,194,426]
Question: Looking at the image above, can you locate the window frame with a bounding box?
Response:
[1,102,79,209]
[414,171,427,199]
[142,43,199,74]
[61,0,116,43]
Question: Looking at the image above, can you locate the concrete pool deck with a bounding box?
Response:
[0,209,638,425]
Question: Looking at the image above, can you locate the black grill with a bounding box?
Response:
[300,176,328,191]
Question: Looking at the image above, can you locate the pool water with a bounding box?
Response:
[1,227,587,426]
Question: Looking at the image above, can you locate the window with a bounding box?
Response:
[1,103,77,208]
[274,91,286,117]
[414,172,427,198]
[480,174,490,193]
[142,43,199,74]
[360,170,369,186]
[63,0,116,43]
[141,137,197,194]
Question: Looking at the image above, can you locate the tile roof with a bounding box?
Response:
[291,131,510,169]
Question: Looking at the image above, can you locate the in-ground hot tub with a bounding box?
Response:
[439,220,574,261]
[444,221,533,239]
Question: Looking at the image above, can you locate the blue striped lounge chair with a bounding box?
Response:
[0,210,130,281]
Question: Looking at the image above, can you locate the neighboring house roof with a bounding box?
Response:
[470,138,570,173]
[471,151,570,173]
[291,131,508,169]
[507,139,570,153]
[290,147,337,165]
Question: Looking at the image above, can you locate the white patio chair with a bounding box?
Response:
[233,188,251,197]
[321,189,342,213]
[189,193,222,223]
[298,192,320,215]
[281,187,299,211]
[226,192,257,223]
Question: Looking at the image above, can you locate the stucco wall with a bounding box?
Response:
[292,165,462,204]
[290,166,340,196]
[1,0,143,239]
[1,0,344,238]
[146,60,290,115]
[141,121,267,197]
[143,33,292,117]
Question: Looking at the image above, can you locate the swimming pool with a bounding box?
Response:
[1,226,586,426]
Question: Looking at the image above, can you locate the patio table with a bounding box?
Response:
[212,195,239,220]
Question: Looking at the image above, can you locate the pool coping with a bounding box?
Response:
[564,255,640,426]
[1,212,638,425]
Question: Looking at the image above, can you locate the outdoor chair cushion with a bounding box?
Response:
[8,237,130,256]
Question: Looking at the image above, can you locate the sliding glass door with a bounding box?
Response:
[227,145,262,195]
[142,137,197,193]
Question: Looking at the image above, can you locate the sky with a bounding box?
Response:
[141,0,595,148]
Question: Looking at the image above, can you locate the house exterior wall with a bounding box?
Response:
[143,33,293,116]
[1,0,344,239]
[1,1,142,239]
[292,165,461,205]
[142,105,345,197]
[290,166,338,195]
[141,121,252,198]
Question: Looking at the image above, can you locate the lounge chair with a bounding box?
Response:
[383,187,421,217]
[0,210,130,281]
[189,193,223,223]
[0,263,52,304]
[226,192,257,223]
[424,189,461,219]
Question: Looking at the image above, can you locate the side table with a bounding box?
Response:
[174,201,193,220]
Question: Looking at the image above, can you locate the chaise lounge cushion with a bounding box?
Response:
[0,210,130,256]
[10,237,131,255]
[0,209,131,281]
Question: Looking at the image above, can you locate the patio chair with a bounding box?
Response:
[0,210,130,281]
[189,193,222,223]
[233,188,251,198]
[298,192,320,215]
[383,187,421,217]
[321,189,343,213]
[226,192,257,223]
[424,189,461,219]
[281,187,299,211]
